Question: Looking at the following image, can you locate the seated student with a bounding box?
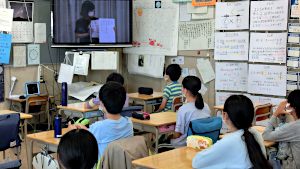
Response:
[192,95,271,169]
[170,76,211,148]
[262,90,300,169]
[69,82,133,158]
[156,64,182,112]
[84,72,129,108]
[57,129,98,169]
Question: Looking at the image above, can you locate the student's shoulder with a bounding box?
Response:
[121,116,133,124]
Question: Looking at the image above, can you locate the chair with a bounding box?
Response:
[0,113,21,162]
[171,95,185,112]
[253,103,273,126]
[187,117,222,144]
[25,95,50,132]
[98,136,149,169]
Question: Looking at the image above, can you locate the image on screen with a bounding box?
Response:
[9,1,33,21]
[27,84,39,94]
[53,0,131,44]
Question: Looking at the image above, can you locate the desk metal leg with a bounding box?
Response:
[24,120,30,169]
[29,140,34,169]
[155,127,159,154]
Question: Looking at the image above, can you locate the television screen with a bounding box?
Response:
[52,0,132,47]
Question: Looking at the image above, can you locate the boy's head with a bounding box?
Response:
[106,72,125,86]
[165,64,181,82]
[288,89,300,118]
[99,82,126,114]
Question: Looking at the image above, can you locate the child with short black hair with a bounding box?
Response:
[84,72,129,108]
[156,64,182,112]
[69,82,133,159]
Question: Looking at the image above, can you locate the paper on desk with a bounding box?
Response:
[68,81,103,101]
[179,2,191,22]
[0,0,6,8]
[58,63,74,85]
[199,84,207,95]
[0,33,12,64]
[197,59,215,84]
[189,68,197,76]
[187,2,207,13]
[192,6,214,20]
[13,45,26,67]
[0,8,13,32]
[86,81,102,88]
[34,23,46,43]
[182,68,189,77]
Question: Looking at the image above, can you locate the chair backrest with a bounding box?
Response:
[25,95,49,114]
[253,103,273,126]
[171,95,185,112]
[0,159,21,169]
[99,136,148,169]
[120,106,143,117]
[0,113,21,151]
[187,117,222,144]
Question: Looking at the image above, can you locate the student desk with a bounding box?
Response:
[129,112,177,154]
[214,102,267,111]
[219,126,276,147]
[0,110,33,169]
[27,128,69,169]
[129,91,163,112]
[132,146,201,169]
[57,102,102,118]
[6,96,55,111]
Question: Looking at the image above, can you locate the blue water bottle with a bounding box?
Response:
[54,114,62,138]
[62,82,68,106]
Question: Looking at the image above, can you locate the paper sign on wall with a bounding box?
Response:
[0,33,12,64]
[13,45,26,67]
[58,63,74,85]
[248,64,286,96]
[216,92,242,106]
[27,44,40,65]
[73,53,90,76]
[180,2,191,22]
[178,20,215,50]
[291,0,299,18]
[215,62,248,92]
[249,33,287,63]
[215,1,249,30]
[197,59,215,84]
[0,0,6,8]
[214,32,249,61]
[288,47,300,57]
[0,8,14,32]
[34,23,46,43]
[250,1,288,30]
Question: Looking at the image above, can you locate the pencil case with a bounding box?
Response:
[132,111,150,120]
[186,135,212,150]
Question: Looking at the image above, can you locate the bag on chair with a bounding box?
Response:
[0,113,21,151]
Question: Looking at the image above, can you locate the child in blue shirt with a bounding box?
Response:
[156,64,182,112]
[192,95,271,169]
[69,82,133,159]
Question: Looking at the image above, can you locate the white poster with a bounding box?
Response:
[98,18,116,43]
[248,64,286,96]
[34,23,46,43]
[214,32,249,61]
[13,45,26,67]
[250,1,288,30]
[123,0,179,56]
[73,53,90,76]
[178,20,215,50]
[215,62,248,92]
[27,44,40,65]
[197,59,215,84]
[215,1,249,30]
[0,0,6,8]
[0,8,14,32]
[249,33,287,63]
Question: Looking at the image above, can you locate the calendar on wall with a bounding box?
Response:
[11,22,34,43]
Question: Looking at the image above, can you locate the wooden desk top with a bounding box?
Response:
[219,126,276,147]
[6,96,55,103]
[27,128,69,146]
[57,102,100,112]
[132,147,201,169]
[130,112,177,127]
[214,102,269,111]
[129,92,163,101]
[0,110,33,119]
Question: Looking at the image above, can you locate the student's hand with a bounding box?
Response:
[68,121,77,131]
[273,100,290,117]
[167,134,173,140]
[113,27,116,31]
[76,123,88,130]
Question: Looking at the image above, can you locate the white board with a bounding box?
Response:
[99,18,116,43]
[214,32,249,61]
[178,20,215,50]
[123,0,179,56]
[248,64,286,96]
[215,92,242,106]
[249,33,287,63]
[127,54,165,78]
[215,1,249,30]
[215,62,248,92]
[250,0,288,30]
[91,51,118,70]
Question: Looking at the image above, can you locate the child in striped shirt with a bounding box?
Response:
[156,64,182,112]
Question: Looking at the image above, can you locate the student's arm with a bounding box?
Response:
[75,32,90,38]
[84,98,100,109]
[170,108,184,139]
[156,98,167,112]
[68,121,77,131]
[76,123,88,130]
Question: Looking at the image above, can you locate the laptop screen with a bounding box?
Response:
[27,83,39,94]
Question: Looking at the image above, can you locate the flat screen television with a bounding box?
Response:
[51,0,132,48]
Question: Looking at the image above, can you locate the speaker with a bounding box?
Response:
[138,87,153,95]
